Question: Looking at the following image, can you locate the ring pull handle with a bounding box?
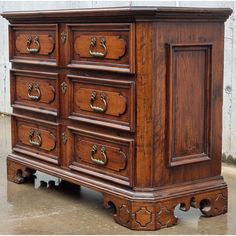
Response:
[89,91,107,113]
[89,37,107,58]
[27,36,40,54]
[29,128,42,147]
[28,83,41,101]
[90,145,107,166]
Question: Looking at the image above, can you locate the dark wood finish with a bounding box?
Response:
[65,74,135,131]
[167,43,212,166]
[11,114,60,164]
[11,69,59,116]
[2,7,232,231]
[67,127,134,186]
[65,23,135,73]
[9,24,58,66]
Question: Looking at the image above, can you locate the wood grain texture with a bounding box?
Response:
[9,24,58,66]
[153,21,225,188]
[2,7,232,231]
[67,127,134,187]
[135,22,155,188]
[66,74,135,131]
[1,7,232,23]
[167,43,212,166]
[11,114,60,164]
[11,69,59,116]
[65,23,135,73]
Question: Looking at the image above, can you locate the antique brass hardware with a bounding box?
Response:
[61,31,66,44]
[28,83,41,101]
[29,128,42,147]
[62,132,67,145]
[27,35,40,54]
[89,37,107,58]
[61,82,67,95]
[90,144,107,166]
[89,91,107,113]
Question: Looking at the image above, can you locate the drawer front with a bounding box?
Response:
[11,70,59,116]
[10,24,58,66]
[12,115,60,164]
[65,24,135,73]
[65,75,135,131]
[67,127,134,186]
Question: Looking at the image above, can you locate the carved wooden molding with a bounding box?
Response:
[7,159,36,184]
[103,187,227,230]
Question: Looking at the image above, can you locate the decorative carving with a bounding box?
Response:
[156,206,177,229]
[135,207,152,227]
[7,159,36,184]
[118,205,130,224]
[191,192,227,217]
[103,188,227,231]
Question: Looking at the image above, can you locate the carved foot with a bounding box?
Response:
[103,187,227,231]
[189,188,227,217]
[103,194,177,230]
[7,158,36,184]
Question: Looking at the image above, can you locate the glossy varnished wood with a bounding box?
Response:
[2,7,232,231]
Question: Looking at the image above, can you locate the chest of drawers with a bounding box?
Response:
[2,7,232,231]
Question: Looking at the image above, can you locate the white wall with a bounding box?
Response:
[0,0,236,160]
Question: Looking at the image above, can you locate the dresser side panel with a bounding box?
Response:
[153,21,224,187]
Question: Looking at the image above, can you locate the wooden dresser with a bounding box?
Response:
[2,7,232,231]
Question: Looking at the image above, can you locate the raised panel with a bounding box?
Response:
[74,35,127,60]
[67,127,134,186]
[167,43,212,167]
[11,69,59,116]
[12,114,60,164]
[65,75,135,131]
[65,23,135,73]
[9,24,58,66]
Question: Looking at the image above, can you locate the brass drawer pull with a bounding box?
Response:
[28,83,41,101]
[27,35,40,54]
[90,144,107,166]
[90,91,107,113]
[89,37,107,58]
[29,128,42,147]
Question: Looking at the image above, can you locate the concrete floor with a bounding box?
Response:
[0,114,236,235]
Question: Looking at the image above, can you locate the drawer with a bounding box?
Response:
[65,23,135,73]
[65,75,135,131]
[12,115,60,164]
[11,70,59,116]
[67,127,134,186]
[9,24,58,66]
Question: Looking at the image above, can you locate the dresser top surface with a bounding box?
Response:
[1,6,232,23]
